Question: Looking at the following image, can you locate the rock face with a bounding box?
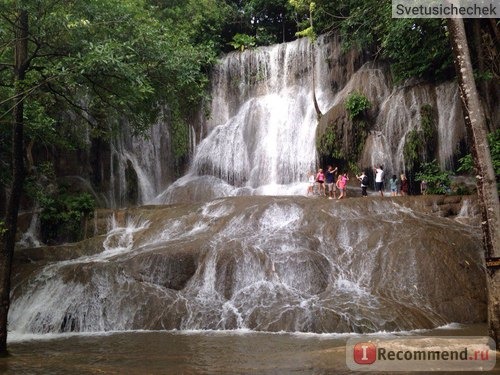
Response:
[10,196,486,334]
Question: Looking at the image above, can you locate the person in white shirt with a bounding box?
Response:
[373,165,384,197]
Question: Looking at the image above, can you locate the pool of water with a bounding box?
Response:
[1,324,499,374]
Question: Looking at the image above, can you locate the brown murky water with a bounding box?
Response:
[1,324,498,374]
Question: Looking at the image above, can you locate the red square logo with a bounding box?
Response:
[353,342,377,364]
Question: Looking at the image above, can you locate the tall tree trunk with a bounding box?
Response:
[0,9,28,355]
[447,18,500,345]
[471,20,493,132]
[311,43,322,120]
[309,7,322,120]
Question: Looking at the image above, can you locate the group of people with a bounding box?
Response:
[374,165,409,197]
[307,166,349,200]
[307,164,413,198]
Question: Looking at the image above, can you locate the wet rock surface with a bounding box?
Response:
[10,195,486,334]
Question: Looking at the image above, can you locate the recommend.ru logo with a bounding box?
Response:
[346,336,496,372]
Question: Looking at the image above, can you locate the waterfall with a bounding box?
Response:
[435,82,467,169]
[110,110,174,207]
[18,208,42,248]
[159,37,340,203]
[361,80,466,175]
[157,35,467,204]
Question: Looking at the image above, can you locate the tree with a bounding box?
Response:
[447,17,500,344]
[289,0,322,118]
[0,8,28,355]
[308,0,454,82]
[0,0,216,353]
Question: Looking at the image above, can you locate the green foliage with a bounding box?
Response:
[415,160,451,195]
[458,130,500,178]
[489,130,500,177]
[403,129,423,171]
[0,220,7,238]
[255,27,278,46]
[345,92,371,120]
[420,104,435,141]
[348,161,360,175]
[0,0,216,158]
[23,161,95,244]
[290,0,317,41]
[295,26,316,41]
[229,33,256,51]
[403,104,437,171]
[306,0,453,82]
[316,125,343,160]
[382,18,452,82]
[238,0,296,46]
[171,117,190,161]
[457,153,474,174]
[156,0,235,53]
[473,69,494,82]
[39,192,95,244]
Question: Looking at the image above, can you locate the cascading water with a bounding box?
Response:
[9,196,485,335]
[156,35,468,204]
[158,37,340,204]
[8,35,485,340]
[110,110,174,207]
[360,80,466,175]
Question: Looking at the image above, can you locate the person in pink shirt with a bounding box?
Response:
[316,168,326,196]
[337,172,349,199]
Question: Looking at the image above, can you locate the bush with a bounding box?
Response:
[415,160,451,195]
[458,129,500,177]
[317,125,343,159]
[345,92,371,120]
[228,33,256,51]
[39,192,95,244]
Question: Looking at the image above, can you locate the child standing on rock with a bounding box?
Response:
[356,171,369,197]
[316,168,326,196]
[337,172,349,199]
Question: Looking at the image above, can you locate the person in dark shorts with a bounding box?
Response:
[400,173,409,196]
[316,168,326,196]
[374,165,384,197]
[325,165,338,199]
[356,171,369,197]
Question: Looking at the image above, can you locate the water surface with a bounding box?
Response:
[2,324,498,374]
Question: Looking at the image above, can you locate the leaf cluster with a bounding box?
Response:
[458,130,500,179]
[415,159,451,195]
[39,191,95,244]
[344,91,371,120]
[229,33,256,51]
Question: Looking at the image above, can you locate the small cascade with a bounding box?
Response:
[454,198,479,226]
[435,82,467,169]
[110,111,174,207]
[18,209,43,248]
[360,80,466,175]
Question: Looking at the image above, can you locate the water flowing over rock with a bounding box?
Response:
[159,35,470,204]
[109,113,175,207]
[157,36,365,204]
[10,196,486,334]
